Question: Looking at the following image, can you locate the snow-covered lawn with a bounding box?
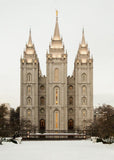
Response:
[0,140,114,160]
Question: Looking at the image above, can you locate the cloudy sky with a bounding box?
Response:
[0,0,114,108]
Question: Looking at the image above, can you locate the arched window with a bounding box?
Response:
[27,73,32,82]
[68,119,74,130]
[40,97,45,105]
[27,97,32,105]
[54,87,60,105]
[27,85,32,95]
[82,85,87,95]
[81,73,87,82]
[82,97,87,105]
[69,96,73,105]
[40,119,45,130]
[55,88,58,104]
[54,68,59,82]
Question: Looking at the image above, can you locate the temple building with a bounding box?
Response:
[20,11,93,133]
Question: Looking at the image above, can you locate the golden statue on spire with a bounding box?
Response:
[56,10,58,17]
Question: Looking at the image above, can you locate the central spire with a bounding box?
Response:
[49,11,65,56]
[53,10,60,40]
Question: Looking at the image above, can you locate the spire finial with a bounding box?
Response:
[81,27,86,46]
[82,27,84,35]
[53,10,60,40]
[29,28,31,34]
[56,10,58,22]
[28,28,33,47]
[56,10,58,17]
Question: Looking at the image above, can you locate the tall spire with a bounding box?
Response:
[56,10,58,19]
[27,28,33,47]
[81,28,86,47]
[53,10,60,40]
[77,28,89,57]
[25,29,36,55]
[49,11,65,56]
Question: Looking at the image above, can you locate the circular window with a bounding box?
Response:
[40,108,45,113]
[69,108,73,113]
[27,109,31,116]
[40,85,45,90]
[69,85,73,90]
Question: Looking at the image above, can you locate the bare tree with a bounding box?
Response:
[90,105,114,139]
[0,104,9,136]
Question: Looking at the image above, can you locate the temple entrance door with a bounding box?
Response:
[39,119,45,133]
[68,119,74,139]
[68,119,74,131]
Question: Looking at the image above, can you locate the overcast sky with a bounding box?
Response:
[0,0,114,108]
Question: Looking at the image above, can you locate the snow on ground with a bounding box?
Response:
[0,140,114,160]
